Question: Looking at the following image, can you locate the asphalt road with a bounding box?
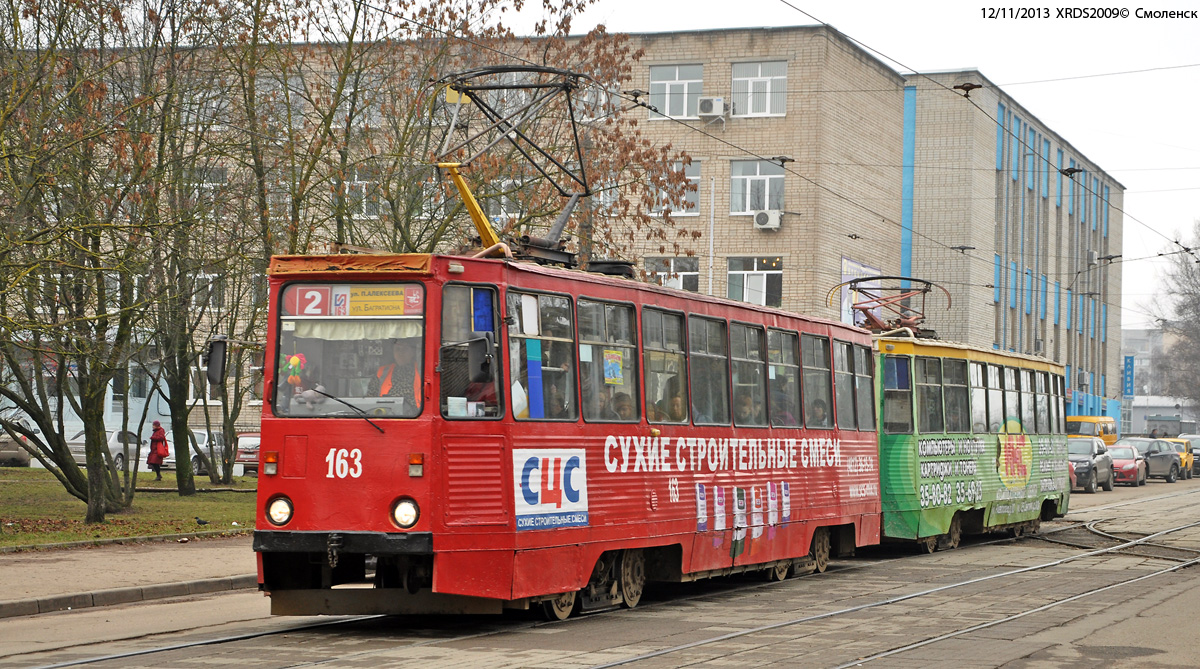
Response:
[3,478,1200,668]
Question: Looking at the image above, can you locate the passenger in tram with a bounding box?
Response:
[665,393,688,422]
[370,338,420,403]
[544,382,571,419]
[808,398,830,428]
[770,377,798,426]
[734,391,764,425]
[610,392,636,421]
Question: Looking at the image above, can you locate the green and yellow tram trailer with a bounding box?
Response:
[875,334,1069,551]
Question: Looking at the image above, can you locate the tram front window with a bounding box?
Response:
[274,283,425,418]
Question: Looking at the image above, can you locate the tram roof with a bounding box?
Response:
[267,252,867,336]
[875,334,1065,373]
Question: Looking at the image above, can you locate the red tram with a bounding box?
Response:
[251,252,881,618]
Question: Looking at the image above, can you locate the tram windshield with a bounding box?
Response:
[273,283,425,418]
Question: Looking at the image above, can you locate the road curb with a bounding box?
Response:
[0,529,253,554]
[0,574,258,619]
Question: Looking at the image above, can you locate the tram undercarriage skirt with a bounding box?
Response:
[254,530,433,554]
[269,588,505,616]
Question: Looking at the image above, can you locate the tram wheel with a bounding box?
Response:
[540,590,577,621]
[937,514,962,551]
[765,561,791,581]
[810,527,831,573]
[1026,518,1040,535]
[917,536,938,554]
[619,549,646,609]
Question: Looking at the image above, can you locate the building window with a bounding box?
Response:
[729,160,784,213]
[577,83,619,123]
[193,273,225,310]
[649,64,702,119]
[192,361,223,404]
[647,257,699,292]
[731,61,786,116]
[347,165,380,219]
[652,161,700,216]
[485,179,528,224]
[727,256,782,307]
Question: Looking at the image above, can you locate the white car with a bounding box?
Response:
[66,429,146,470]
[163,429,226,475]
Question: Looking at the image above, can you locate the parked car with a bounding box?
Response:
[65,429,146,470]
[1068,436,1114,493]
[1066,415,1118,445]
[235,432,260,476]
[163,429,226,475]
[1117,437,1183,482]
[0,417,37,467]
[1177,433,1200,475]
[1106,444,1146,487]
[1162,438,1194,479]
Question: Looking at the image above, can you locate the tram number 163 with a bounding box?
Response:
[325,448,363,479]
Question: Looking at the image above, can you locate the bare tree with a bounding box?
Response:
[1155,220,1200,412]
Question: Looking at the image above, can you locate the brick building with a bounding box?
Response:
[620,26,1123,418]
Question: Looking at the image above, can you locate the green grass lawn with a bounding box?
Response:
[0,467,257,549]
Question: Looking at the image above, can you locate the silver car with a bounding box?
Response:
[0,417,36,467]
[65,429,146,470]
[163,429,226,475]
[1068,436,1114,493]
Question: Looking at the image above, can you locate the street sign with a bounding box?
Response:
[1123,355,1135,398]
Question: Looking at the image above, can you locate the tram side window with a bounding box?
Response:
[768,330,800,427]
[1054,374,1066,433]
[1019,369,1035,432]
[882,355,912,434]
[506,291,577,420]
[969,361,988,433]
[915,357,944,434]
[644,309,688,424]
[833,341,856,429]
[580,299,639,422]
[943,359,969,434]
[689,316,730,424]
[731,323,767,427]
[854,345,875,431]
[1035,371,1049,434]
[987,364,1004,433]
[801,334,833,428]
[440,284,501,419]
[1003,367,1019,431]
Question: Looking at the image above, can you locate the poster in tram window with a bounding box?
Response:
[512,449,589,531]
[282,284,423,316]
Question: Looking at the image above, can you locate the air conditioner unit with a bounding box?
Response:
[752,210,781,230]
[697,96,725,117]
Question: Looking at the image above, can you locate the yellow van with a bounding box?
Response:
[1066,415,1118,445]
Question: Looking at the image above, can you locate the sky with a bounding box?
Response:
[525,0,1200,328]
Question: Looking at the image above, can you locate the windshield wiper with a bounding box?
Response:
[307,387,385,433]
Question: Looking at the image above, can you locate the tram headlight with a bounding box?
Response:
[392,498,420,529]
[266,496,293,526]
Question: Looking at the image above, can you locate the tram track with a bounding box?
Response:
[585,519,1200,669]
[18,509,1200,669]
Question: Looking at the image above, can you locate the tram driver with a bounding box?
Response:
[370,338,421,406]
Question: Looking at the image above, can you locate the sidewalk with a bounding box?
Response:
[0,534,258,619]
